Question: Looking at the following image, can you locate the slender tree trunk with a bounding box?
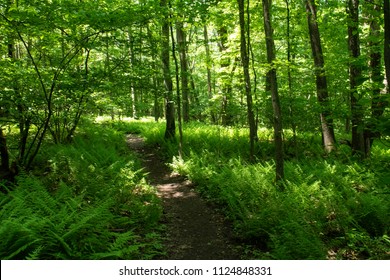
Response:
[221,61,238,126]
[66,47,90,143]
[147,23,161,121]
[8,39,26,160]
[247,0,259,141]
[170,20,183,157]
[0,128,11,178]
[347,0,366,158]
[383,0,390,113]
[153,80,160,121]
[217,25,234,125]
[177,21,190,123]
[160,0,175,140]
[203,25,216,123]
[285,0,297,156]
[366,1,385,155]
[128,29,138,119]
[306,0,336,153]
[6,1,27,164]
[188,65,201,120]
[262,0,284,186]
[237,0,257,162]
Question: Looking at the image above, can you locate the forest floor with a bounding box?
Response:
[126,134,243,260]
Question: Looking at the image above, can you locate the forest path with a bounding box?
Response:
[126,134,242,260]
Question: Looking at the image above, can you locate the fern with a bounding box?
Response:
[26,245,44,260]
[1,122,164,259]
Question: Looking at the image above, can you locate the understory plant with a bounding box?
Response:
[0,120,163,259]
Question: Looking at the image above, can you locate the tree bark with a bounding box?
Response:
[188,65,202,120]
[262,0,284,186]
[160,0,175,140]
[216,24,235,126]
[384,0,390,95]
[347,0,366,158]
[237,0,257,162]
[177,21,190,123]
[0,128,11,177]
[128,29,138,119]
[203,25,216,123]
[285,0,298,156]
[366,1,385,155]
[305,0,336,153]
[171,19,183,157]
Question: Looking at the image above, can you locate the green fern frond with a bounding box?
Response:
[26,245,44,260]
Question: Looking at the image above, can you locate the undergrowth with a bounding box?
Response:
[0,119,163,259]
[115,118,390,260]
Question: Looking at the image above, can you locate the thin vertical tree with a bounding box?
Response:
[383,0,390,107]
[285,0,298,155]
[203,24,216,123]
[347,0,365,157]
[128,29,138,119]
[160,0,175,140]
[171,17,184,157]
[305,0,336,153]
[176,21,190,123]
[237,0,257,162]
[366,0,385,155]
[217,24,234,126]
[146,23,162,121]
[0,127,12,180]
[262,0,284,185]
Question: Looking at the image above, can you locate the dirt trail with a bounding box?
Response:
[126,134,241,260]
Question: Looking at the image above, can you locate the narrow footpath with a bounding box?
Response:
[126,134,242,260]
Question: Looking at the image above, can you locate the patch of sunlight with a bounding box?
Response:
[324,161,337,174]
[94,115,156,123]
[94,115,113,123]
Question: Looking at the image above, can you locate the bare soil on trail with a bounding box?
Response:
[126,134,243,260]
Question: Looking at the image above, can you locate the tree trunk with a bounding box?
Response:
[366,1,385,155]
[247,0,259,141]
[203,25,216,123]
[347,0,366,158]
[262,0,284,186]
[217,25,234,126]
[237,0,257,162]
[188,66,202,120]
[285,0,298,156]
[160,0,175,140]
[147,23,162,122]
[165,101,176,139]
[128,29,138,119]
[385,0,390,92]
[0,128,11,178]
[306,0,336,153]
[177,22,190,123]
[170,19,183,157]
[384,0,390,109]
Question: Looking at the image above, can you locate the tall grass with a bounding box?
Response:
[0,119,163,259]
[119,119,390,259]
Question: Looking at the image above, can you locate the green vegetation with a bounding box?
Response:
[1,116,389,260]
[121,119,390,260]
[0,121,163,259]
[1,0,390,260]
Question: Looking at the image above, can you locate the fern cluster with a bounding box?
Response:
[0,121,163,259]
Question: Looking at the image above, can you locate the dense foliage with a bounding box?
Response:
[122,119,390,260]
[1,0,389,259]
[0,121,163,259]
